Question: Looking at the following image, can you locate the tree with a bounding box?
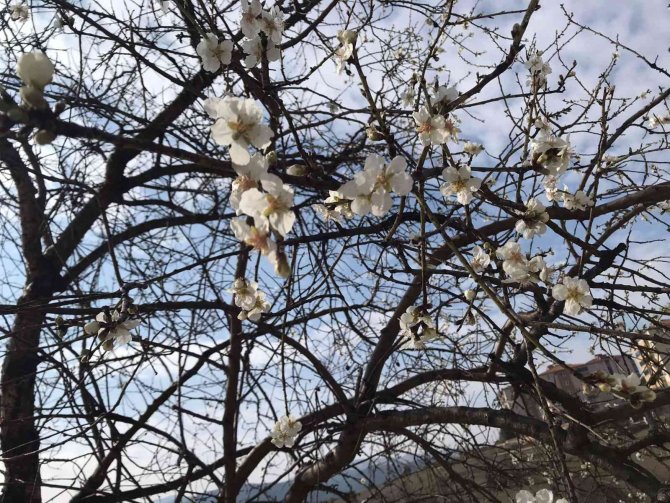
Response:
[1,0,669,501]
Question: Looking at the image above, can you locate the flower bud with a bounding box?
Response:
[6,106,28,123]
[337,29,357,45]
[366,125,384,141]
[464,289,476,301]
[286,164,306,176]
[16,51,54,90]
[274,251,291,278]
[55,315,65,326]
[265,150,277,165]
[20,85,48,110]
[34,129,56,145]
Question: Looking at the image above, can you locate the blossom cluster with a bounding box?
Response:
[413,106,460,146]
[516,488,567,503]
[240,0,283,68]
[270,414,302,448]
[496,241,552,285]
[525,50,552,88]
[229,278,270,321]
[399,306,439,349]
[590,371,656,408]
[312,190,354,222]
[337,154,413,217]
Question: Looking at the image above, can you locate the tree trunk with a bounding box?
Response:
[1,288,50,503]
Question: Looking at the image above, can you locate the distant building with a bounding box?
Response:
[635,320,670,390]
[498,354,639,425]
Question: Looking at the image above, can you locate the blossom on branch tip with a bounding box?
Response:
[440,164,481,205]
[238,176,296,237]
[259,6,284,45]
[399,306,439,350]
[496,241,530,283]
[240,0,262,38]
[231,218,277,256]
[271,415,302,448]
[17,51,54,90]
[334,30,357,75]
[84,309,141,351]
[430,84,458,106]
[413,106,459,146]
[525,50,552,88]
[561,188,594,211]
[515,488,566,503]
[230,153,271,214]
[196,33,233,73]
[531,133,571,176]
[230,279,270,322]
[462,142,483,156]
[470,246,491,274]
[10,2,29,22]
[515,198,549,239]
[208,96,273,165]
[313,191,353,222]
[551,276,592,315]
[243,36,281,68]
[338,154,412,217]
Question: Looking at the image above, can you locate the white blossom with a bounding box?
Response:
[552,276,592,315]
[242,36,281,68]
[230,153,271,213]
[649,113,670,128]
[399,306,439,350]
[231,218,277,257]
[259,6,284,44]
[228,278,258,311]
[313,191,353,222]
[470,245,490,274]
[208,96,273,165]
[196,33,233,73]
[531,133,571,176]
[238,289,270,321]
[462,142,483,156]
[544,176,559,202]
[84,309,140,350]
[238,176,296,237]
[10,2,29,22]
[561,188,594,211]
[271,415,302,448]
[515,198,549,239]
[525,50,552,87]
[464,289,476,301]
[154,0,171,14]
[413,106,459,145]
[609,373,656,407]
[16,51,55,90]
[339,155,413,217]
[516,488,566,503]
[240,0,262,38]
[430,84,458,105]
[401,87,415,107]
[496,241,530,282]
[334,31,357,75]
[440,165,482,205]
